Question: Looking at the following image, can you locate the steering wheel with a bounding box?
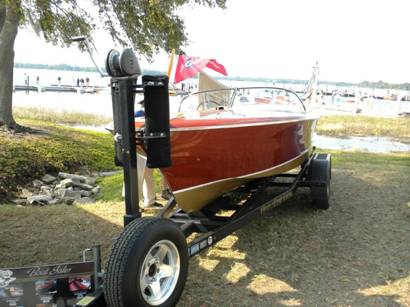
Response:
[196,101,222,111]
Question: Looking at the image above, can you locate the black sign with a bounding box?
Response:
[0,262,95,307]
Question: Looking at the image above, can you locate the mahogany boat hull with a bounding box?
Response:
[144,115,318,212]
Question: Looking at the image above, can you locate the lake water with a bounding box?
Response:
[14,68,108,87]
[14,68,410,118]
[13,90,187,117]
[13,68,195,116]
[14,90,116,116]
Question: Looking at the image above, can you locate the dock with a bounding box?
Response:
[13,84,107,94]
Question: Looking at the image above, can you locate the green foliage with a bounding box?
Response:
[97,169,163,203]
[18,0,94,47]
[9,0,226,59]
[98,173,123,202]
[14,62,104,72]
[0,119,118,202]
[358,80,410,91]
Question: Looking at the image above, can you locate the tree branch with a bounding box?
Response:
[49,0,72,18]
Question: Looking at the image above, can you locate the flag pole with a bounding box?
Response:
[167,49,176,79]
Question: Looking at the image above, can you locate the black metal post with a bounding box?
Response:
[110,76,141,226]
[92,246,101,291]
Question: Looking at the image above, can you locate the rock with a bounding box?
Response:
[12,199,27,205]
[73,197,96,205]
[98,170,122,177]
[80,190,92,197]
[62,197,76,205]
[16,171,101,207]
[41,174,56,184]
[53,188,66,198]
[59,178,75,188]
[40,186,53,196]
[48,198,61,205]
[63,190,82,199]
[21,188,33,198]
[32,179,43,188]
[78,168,90,176]
[91,186,101,195]
[73,182,93,191]
[54,188,81,199]
[58,172,87,183]
[85,177,97,185]
[27,195,53,206]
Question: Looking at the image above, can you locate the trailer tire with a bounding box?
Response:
[105,217,188,307]
[308,154,331,210]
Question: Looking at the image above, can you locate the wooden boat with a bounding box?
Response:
[136,87,318,212]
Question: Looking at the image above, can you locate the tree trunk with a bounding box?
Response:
[0,4,19,130]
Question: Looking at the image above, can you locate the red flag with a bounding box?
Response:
[174,55,209,84]
[174,55,228,84]
[206,59,228,76]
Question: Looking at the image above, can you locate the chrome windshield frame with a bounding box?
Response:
[177,86,307,113]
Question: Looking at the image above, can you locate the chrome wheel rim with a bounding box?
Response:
[139,240,180,306]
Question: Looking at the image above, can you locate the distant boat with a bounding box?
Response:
[80,87,97,94]
[40,85,107,93]
[41,86,77,93]
[14,85,38,92]
[168,87,189,96]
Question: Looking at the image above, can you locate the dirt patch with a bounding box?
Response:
[0,203,124,267]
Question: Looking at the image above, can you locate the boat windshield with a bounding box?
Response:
[178,88,235,116]
[178,87,306,117]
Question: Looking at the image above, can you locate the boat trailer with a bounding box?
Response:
[0,49,331,307]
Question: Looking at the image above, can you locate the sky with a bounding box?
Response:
[13,0,410,83]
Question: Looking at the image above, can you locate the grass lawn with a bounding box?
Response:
[0,150,409,306]
[14,106,111,126]
[316,115,410,143]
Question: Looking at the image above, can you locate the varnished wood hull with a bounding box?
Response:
[149,116,318,212]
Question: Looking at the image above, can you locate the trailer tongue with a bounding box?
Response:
[0,49,331,307]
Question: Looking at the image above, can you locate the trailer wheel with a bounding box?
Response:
[308,154,331,210]
[105,217,188,307]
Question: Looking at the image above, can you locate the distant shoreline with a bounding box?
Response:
[15,62,102,73]
[14,63,410,90]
